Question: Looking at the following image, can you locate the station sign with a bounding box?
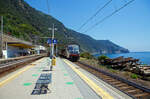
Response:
[53,39,57,44]
[47,39,57,44]
[47,39,52,44]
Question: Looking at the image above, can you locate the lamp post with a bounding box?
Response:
[48,24,57,71]
[0,16,3,58]
[48,24,57,58]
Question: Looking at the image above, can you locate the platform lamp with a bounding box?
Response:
[0,16,3,58]
[48,24,57,71]
[48,24,57,58]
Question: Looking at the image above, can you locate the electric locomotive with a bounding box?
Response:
[59,44,80,62]
[66,44,80,61]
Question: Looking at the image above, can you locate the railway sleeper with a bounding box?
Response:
[104,78,114,80]
[76,62,150,99]
[97,74,106,76]
[126,89,141,93]
[105,79,117,82]
[111,81,122,85]
[127,90,144,96]
[115,83,127,87]
[133,92,150,98]
[0,57,40,75]
[106,80,118,83]
[119,86,133,90]
[99,74,109,77]
[99,76,111,79]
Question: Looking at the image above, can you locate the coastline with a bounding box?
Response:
[94,52,150,65]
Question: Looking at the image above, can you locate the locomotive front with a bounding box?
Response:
[67,44,80,61]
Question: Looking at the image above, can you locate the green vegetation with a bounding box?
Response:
[80,56,140,77]
[124,72,131,77]
[0,0,129,53]
[97,55,109,61]
[97,55,109,65]
[130,73,139,79]
[109,68,118,74]
[80,52,94,59]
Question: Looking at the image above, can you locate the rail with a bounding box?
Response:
[77,61,150,99]
[0,54,45,64]
[0,54,46,73]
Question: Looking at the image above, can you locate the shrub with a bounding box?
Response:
[97,55,109,65]
[80,52,94,59]
[130,74,138,79]
[98,55,109,60]
[124,72,131,77]
[109,69,118,74]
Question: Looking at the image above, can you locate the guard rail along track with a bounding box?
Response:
[75,61,150,99]
[0,54,46,73]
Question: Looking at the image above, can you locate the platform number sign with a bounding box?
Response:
[47,39,52,44]
[53,39,57,44]
[47,39,57,44]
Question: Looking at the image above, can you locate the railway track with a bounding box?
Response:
[75,61,150,99]
[0,54,45,74]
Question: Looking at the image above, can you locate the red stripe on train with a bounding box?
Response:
[70,54,79,57]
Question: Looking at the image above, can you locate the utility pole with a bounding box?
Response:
[0,16,3,58]
[52,24,54,57]
[49,24,57,58]
[48,24,57,71]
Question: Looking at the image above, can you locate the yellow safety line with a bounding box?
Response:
[64,59,114,99]
[0,58,44,87]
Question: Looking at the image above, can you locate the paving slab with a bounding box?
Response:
[0,57,83,99]
[0,57,131,99]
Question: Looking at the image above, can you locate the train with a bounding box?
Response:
[59,44,80,62]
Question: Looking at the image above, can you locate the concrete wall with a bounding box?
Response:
[0,35,2,58]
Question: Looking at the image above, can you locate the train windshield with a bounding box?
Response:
[68,45,79,53]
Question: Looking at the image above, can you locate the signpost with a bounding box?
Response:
[47,39,57,44]
[47,39,52,44]
[48,25,57,58]
[53,39,57,44]
[0,16,3,58]
[48,24,57,71]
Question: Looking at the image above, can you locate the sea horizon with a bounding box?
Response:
[94,52,150,65]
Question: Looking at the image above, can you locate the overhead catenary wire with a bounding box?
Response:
[46,0,50,14]
[123,0,127,3]
[78,0,112,31]
[83,0,135,33]
[113,0,117,11]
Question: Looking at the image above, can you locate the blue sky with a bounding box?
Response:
[24,0,150,52]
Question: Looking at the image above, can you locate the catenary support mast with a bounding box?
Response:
[0,16,3,58]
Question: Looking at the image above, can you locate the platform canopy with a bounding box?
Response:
[7,42,34,49]
[3,34,34,49]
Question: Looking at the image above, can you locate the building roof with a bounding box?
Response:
[3,34,34,48]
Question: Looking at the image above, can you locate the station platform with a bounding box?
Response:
[0,57,132,99]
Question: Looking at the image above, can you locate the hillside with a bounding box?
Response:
[0,0,129,54]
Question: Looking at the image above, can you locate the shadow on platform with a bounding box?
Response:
[31,73,52,95]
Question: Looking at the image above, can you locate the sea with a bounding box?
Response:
[94,52,150,65]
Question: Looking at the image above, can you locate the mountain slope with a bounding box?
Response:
[0,0,129,54]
